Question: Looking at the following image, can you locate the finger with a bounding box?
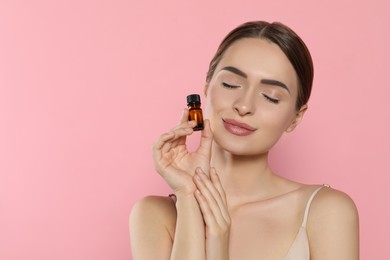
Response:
[203,169,229,223]
[197,119,213,159]
[179,108,190,124]
[171,120,197,146]
[194,189,218,227]
[171,120,197,132]
[152,127,192,161]
[210,168,230,222]
[171,119,197,144]
[194,168,228,227]
[210,168,227,206]
[172,109,197,146]
[194,184,230,231]
[160,127,194,154]
[152,132,175,172]
[196,168,224,206]
[155,109,195,153]
[152,131,175,159]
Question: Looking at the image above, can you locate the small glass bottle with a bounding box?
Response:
[187,94,204,131]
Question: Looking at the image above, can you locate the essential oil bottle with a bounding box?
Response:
[187,94,204,131]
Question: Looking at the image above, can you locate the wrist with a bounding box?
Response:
[174,189,196,199]
[173,183,197,198]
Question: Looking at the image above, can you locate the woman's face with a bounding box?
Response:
[204,38,306,156]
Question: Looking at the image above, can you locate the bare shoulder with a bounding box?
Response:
[307,186,359,259]
[130,195,177,230]
[129,195,177,260]
[309,186,359,224]
[131,195,177,216]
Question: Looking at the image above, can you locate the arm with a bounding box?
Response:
[171,192,206,260]
[130,110,214,260]
[130,195,206,260]
[308,188,359,260]
[130,196,176,260]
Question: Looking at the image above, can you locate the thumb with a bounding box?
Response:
[197,119,213,157]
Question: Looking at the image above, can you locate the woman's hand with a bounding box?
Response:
[194,167,231,260]
[152,108,213,195]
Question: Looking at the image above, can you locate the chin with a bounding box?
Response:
[213,134,273,157]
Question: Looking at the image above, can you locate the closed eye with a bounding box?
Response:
[262,94,279,104]
[222,82,240,89]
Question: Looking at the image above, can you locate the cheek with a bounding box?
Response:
[204,84,231,118]
[261,108,295,132]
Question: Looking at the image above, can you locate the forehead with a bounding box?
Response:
[216,38,298,92]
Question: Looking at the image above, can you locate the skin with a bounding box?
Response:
[130,38,359,260]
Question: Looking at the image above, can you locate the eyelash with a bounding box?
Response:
[222,82,240,88]
[262,94,279,104]
[223,82,280,104]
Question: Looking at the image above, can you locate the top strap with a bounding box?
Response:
[302,184,330,228]
[169,193,177,204]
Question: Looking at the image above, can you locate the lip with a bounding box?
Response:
[222,118,257,136]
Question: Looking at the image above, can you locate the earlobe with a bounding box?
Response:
[286,104,308,133]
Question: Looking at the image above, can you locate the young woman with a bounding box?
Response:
[130,21,359,260]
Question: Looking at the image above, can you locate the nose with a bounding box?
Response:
[233,90,256,116]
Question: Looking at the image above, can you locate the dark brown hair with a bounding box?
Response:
[206,21,314,110]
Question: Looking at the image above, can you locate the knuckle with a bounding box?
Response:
[210,226,229,237]
[221,222,230,231]
[225,219,231,228]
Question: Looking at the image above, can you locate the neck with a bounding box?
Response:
[210,142,277,201]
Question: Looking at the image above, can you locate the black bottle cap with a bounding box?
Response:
[187,94,201,104]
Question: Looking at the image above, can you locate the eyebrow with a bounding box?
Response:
[260,79,290,94]
[222,66,248,78]
[221,66,291,94]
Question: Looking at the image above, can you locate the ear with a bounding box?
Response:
[285,104,308,133]
[204,83,209,97]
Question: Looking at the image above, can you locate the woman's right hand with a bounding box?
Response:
[152,108,213,196]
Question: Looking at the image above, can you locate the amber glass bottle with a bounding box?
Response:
[187,94,204,131]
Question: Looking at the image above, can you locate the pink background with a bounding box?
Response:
[1,0,389,259]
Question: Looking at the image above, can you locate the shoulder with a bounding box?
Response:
[308,186,359,224]
[130,195,177,226]
[130,195,177,238]
[307,186,359,259]
[131,195,176,214]
[130,196,177,259]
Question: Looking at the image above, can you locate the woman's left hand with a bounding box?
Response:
[193,167,231,260]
